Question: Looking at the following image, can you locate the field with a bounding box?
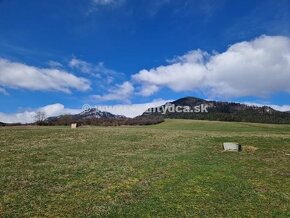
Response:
[1,119,290,217]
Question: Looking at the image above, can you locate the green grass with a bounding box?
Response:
[0,119,290,217]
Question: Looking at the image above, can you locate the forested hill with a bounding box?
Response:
[143,97,290,124]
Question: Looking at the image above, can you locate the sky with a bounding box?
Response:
[0,0,290,123]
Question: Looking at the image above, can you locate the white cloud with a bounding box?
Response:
[244,102,290,112]
[92,81,134,102]
[95,99,173,117]
[95,62,118,76]
[0,87,8,95]
[48,60,63,68]
[40,104,81,117]
[134,50,208,95]
[69,57,119,81]
[87,0,125,14]
[0,104,81,124]
[69,57,92,74]
[138,84,159,96]
[0,58,91,93]
[271,105,290,112]
[92,0,124,6]
[133,35,290,98]
[89,0,125,9]
[93,0,116,5]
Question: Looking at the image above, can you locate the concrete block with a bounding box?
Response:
[71,123,77,129]
[223,142,241,152]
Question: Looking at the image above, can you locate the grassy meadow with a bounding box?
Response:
[0,119,290,217]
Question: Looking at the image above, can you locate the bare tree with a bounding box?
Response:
[34,111,46,124]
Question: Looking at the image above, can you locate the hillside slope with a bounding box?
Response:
[143,97,290,124]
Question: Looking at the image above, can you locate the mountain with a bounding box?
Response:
[143,97,290,124]
[45,108,164,126]
[75,108,125,120]
[46,108,125,123]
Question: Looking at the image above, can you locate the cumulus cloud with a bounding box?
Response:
[95,99,173,117]
[0,104,81,124]
[133,35,290,98]
[134,50,208,94]
[0,58,91,93]
[92,81,134,102]
[138,84,159,96]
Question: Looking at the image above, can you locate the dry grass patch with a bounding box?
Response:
[242,145,258,153]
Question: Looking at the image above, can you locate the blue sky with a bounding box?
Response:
[0,0,290,122]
